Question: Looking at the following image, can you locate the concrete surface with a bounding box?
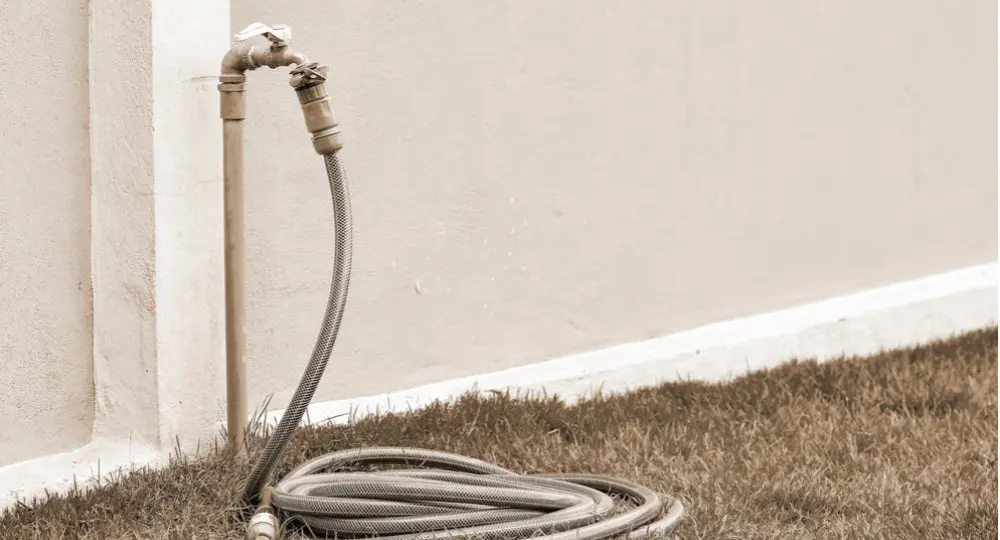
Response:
[267,263,998,426]
[88,0,160,449]
[0,0,93,467]
[151,0,229,455]
[232,0,997,411]
[0,0,996,477]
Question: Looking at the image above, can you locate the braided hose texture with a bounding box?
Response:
[271,447,683,539]
[245,153,685,539]
[243,153,353,502]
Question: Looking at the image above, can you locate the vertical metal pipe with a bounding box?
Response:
[220,78,248,460]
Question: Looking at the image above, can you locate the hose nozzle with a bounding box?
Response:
[290,63,344,155]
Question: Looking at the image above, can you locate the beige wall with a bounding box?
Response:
[233,0,997,410]
[0,0,93,466]
[0,0,995,472]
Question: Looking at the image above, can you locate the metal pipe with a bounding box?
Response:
[219,77,248,459]
[216,23,344,496]
[218,23,313,459]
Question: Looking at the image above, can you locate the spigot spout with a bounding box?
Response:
[221,44,308,78]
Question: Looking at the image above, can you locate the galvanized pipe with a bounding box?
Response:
[221,113,248,460]
[217,23,329,460]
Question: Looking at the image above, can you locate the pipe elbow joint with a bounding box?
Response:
[221,44,253,78]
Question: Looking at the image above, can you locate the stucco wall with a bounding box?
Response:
[0,0,995,487]
[232,1,997,410]
[0,0,93,466]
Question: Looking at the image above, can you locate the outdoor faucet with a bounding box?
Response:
[220,23,307,76]
[217,23,346,471]
[219,23,344,155]
[214,23,685,540]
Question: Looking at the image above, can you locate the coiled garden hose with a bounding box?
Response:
[242,153,685,539]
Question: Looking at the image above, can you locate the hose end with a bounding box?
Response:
[290,63,345,155]
[246,511,280,540]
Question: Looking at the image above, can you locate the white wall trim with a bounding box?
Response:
[2,262,995,508]
[1,0,231,492]
[151,0,229,456]
[87,0,230,461]
[0,440,167,509]
[89,0,160,445]
[264,262,998,427]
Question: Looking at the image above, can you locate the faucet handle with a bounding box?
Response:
[234,22,292,47]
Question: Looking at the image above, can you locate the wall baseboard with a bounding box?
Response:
[2,262,996,508]
[264,262,998,427]
[0,440,166,509]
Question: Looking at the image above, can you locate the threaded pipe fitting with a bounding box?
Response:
[246,511,280,540]
[291,64,344,155]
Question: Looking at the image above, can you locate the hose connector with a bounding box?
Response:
[246,487,280,539]
[246,511,280,540]
[290,63,344,155]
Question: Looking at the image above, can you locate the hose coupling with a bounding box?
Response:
[290,63,344,155]
[246,511,280,540]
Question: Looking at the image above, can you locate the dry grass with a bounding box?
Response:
[2,327,996,539]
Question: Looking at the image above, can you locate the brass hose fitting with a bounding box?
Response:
[290,63,344,155]
[246,511,280,540]
[246,487,280,540]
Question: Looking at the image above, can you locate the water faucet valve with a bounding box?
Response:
[234,22,292,48]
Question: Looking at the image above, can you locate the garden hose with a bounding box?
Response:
[241,152,684,539]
